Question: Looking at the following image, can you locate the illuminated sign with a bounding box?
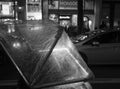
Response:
[0,2,14,17]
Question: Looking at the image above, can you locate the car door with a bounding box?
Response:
[79,31,118,65]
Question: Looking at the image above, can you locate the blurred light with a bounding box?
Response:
[27,12,42,20]
[88,20,92,26]
[13,42,21,49]
[2,4,10,15]
[83,16,89,21]
[59,16,70,19]
[106,16,109,19]
[8,25,15,33]
[8,28,11,33]
[80,35,88,41]
[18,7,22,10]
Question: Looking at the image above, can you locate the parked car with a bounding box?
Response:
[71,29,105,43]
[74,29,120,65]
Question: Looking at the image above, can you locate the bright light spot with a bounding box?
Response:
[2,4,10,15]
[106,16,109,19]
[13,42,21,49]
[8,25,15,33]
[84,16,89,21]
[89,20,92,26]
[59,16,70,19]
[27,12,42,20]
[12,29,15,32]
[80,35,88,40]
[18,7,22,10]
[53,47,67,52]
[8,28,11,33]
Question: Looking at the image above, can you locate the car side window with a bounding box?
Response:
[84,32,117,45]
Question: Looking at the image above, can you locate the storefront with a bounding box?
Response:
[47,0,96,35]
[0,0,99,35]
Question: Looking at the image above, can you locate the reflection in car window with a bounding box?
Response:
[84,32,117,45]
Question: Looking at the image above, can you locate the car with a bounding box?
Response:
[74,29,120,65]
[71,29,105,43]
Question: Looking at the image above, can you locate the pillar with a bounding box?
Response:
[42,0,49,20]
[94,0,102,29]
[78,0,83,34]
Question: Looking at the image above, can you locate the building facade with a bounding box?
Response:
[0,0,120,35]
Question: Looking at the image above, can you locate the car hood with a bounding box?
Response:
[0,20,94,88]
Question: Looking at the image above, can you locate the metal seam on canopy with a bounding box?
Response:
[31,27,64,87]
